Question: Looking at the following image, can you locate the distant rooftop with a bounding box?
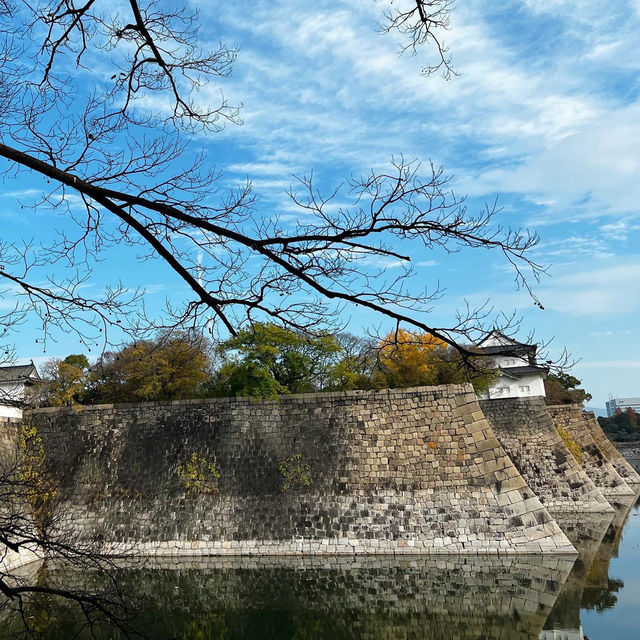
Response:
[0,362,40,384]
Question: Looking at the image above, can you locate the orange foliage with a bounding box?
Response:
[379,329,448,387]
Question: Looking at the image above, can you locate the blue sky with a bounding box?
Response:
[3,0,640,406]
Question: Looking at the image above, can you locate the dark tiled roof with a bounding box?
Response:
[0,363,40,383]
[478,344,534,356]
[475,330,530,348]
[500,365,548,379]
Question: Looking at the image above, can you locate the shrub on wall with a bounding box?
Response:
[556,425,583,464]
[18,424,58,532]
[279,453,311,493]
[176,453,221,496]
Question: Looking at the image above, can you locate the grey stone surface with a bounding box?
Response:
[582,411,640,484]
[548,405,635,497]
[14,385,575,555]
[480,398,611,513]
[0,417,41,573]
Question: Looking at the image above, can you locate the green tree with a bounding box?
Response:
[210,323,342,397]
[598,410,640,443]
[87,334,210,403]
[544,372,592,406]
[32,354,90,408]
[324,334,380,391]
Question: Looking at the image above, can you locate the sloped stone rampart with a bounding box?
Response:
[479,398,611,513]
[582,411,640,485]
[21,385,575,555]
[548,405,634,497]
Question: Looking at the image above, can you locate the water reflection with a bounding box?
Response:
[540,492,639,640]
[540,512,613,638]
[4,493,640,639]
[3,554,574,640]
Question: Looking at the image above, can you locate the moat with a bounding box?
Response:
[4,489,640,639]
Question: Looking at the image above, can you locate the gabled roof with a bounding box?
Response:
[475,330,531,349]
[499,364,549,380]
[474,330,537,358]
[479,344,533,356]
[0,361,40,384]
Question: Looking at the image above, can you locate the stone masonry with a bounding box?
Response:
[547,405,634,497]
[0,417,41,573]
[16,385,575,556]
[479,398,612,513]
[581,411,640,485]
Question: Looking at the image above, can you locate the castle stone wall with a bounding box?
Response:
[18,385,575,556]
[547,405,634,497]
[480,398,611,513]
[0,418,41,573]
[582,411,640,484]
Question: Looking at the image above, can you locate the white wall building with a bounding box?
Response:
[476,331,548,400]
[606,397,640,417]
[0,362,40,418]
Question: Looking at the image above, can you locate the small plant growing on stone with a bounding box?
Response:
[557,425,583,464]
[279,453,311,493]
[177,453,221,496]
[18,424,59,532]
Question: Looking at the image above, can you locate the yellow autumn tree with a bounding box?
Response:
[378,329,448,388]
[378,329,497,392]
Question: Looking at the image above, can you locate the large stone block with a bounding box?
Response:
[548,405,634,498]
[12,386,577,556]
[582,410,640,485]
[480,398,612,514]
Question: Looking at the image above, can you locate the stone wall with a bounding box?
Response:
[582,412,640,484]
[541,511,614,635]
[617,442,640,460]
[0,418,41,573]
[19,385,574,556]
[479,398,611,513]
[548,405,634,497]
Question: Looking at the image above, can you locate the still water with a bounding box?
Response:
[3,490,640,639]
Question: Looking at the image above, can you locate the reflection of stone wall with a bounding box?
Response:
[6,555,574,640]
[583,413,640,485]
[584,493,637,591]
[548,406,634,497]
[480,399,611,513]
[20,385,574,555]
[542,512,613,634]
[539,491,639,640]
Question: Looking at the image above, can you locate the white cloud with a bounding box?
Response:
[536,259,640,316]
[1,189,43,198]
[600,221,640,242]
[200,0,616,204]
[470,103,640,221]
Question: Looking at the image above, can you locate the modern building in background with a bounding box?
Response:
[476,331,548,400]
[0,362,40,418]
[606,397,640,417]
